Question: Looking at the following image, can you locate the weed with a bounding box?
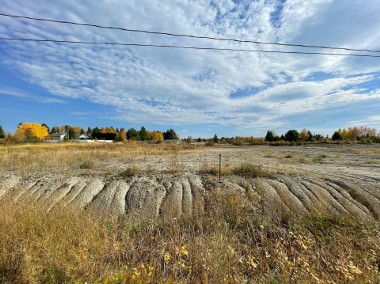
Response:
[79,160,95,169]
[120,165,140,177]
[231,163,273,178]
[168,155,185,176]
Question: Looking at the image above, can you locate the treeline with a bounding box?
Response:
[264,129,326,143]
[0,122,179,143]
[191,126,379,146]
[332,127,380,143]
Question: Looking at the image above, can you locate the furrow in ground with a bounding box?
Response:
[87,180,120,213]
[45,177,82,211]
[69,178,105,210]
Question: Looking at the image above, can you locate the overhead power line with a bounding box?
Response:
[1,37,380,58]
[1,12,380,54]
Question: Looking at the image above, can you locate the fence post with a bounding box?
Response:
[219,154,222,183]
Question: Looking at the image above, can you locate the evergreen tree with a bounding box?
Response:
[0,125,5,138]
[284,130,300,142]
[213,134,219,143]
[332,131,342,141]
[139,126,148,141]
[50,126,59,133]
[307,131,313,141]
[127,128,139,140]
[69,127,75,140]
[163,129,179,140]
[92,127,100,139]
[42,123,50,133]
[265,131,275,142]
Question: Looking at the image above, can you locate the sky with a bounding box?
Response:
[1,0,380,138]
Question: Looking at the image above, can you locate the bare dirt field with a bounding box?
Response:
[1,143,379,221]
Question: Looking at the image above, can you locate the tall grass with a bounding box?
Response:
[0,197,379,283]
[0,143,185,175]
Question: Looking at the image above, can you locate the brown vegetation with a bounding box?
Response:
[0,197,379,283]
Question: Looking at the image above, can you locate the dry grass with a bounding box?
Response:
[0,197,379,283]
[0,142,185,175]
[200,162,274,178]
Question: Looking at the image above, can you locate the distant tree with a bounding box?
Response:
[313,134,323,141]
[139,126,148,141]
[50,126,59,133]
[299,128,309,142]
[163,129,179,140]
[119,128,127,141]
[127,128,140,140]
[114,132,124,142]
[197,137,202,142]
[86,127,92,136]
[265,131,275,142]
[147,131,164,142]
[307,131,313,141]
[68,127,76,140]
[284,130,300,142]
[0,125,5,138]
[15,123,48,140]
[42,123,50,133]
[187,136,193,144]
[92,127,101,139]
[332,131,342,141]
[80,128,85,134]
[61,125,68,140]
[213,134,219,143]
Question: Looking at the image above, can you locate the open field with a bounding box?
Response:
[1,143,379,220]
[0,142,379,282]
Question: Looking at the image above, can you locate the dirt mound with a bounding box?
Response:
[1,171,379,221]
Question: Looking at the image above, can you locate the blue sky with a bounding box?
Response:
[1,0,380,138]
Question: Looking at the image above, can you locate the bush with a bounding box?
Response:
[332,131,342,141]
[231,163,272,178]
[205,140,215,146]
[120,165,140,177]
[284,130,300,142]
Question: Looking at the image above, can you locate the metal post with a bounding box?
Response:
[219,154,222,183]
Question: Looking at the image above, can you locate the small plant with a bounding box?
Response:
[120,165,140,177]
[231,163,272,178]
[168,155,185,175]
[79,160,95,169]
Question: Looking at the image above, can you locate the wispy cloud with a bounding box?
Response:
[0,0,379,134]
[0,88,27,97]
[0,87,66,104]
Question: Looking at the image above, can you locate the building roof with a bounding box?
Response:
[49,132,66,137]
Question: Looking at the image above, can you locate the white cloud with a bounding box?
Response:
[0,87,66,104]
[0,0,379,132]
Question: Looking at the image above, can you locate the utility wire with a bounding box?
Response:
[1,37,380,58]
[1,12,380,54]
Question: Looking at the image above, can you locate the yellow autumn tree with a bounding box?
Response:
[147,131,164,142]
[119,128,127,141]
[15,123,48,140]
[299,128,309,142]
